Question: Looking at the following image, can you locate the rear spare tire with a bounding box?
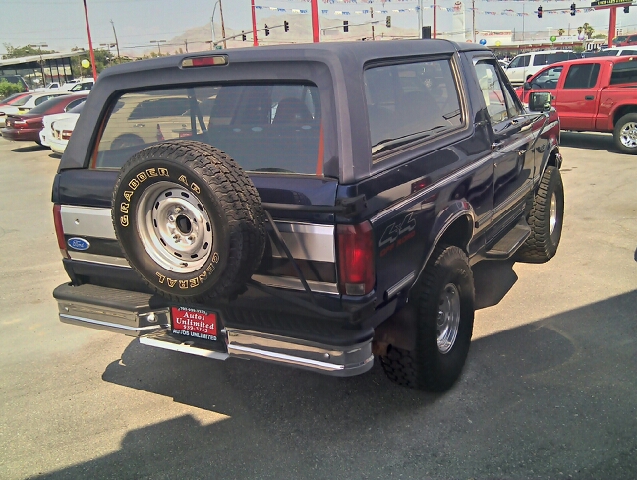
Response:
[112,140,265,302]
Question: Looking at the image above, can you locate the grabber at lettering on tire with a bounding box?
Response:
[515,165,564,264]
[379,245,475,391]
[111,140,266,303]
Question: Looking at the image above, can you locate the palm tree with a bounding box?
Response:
[558,28,565,36]
[579,22,594,39]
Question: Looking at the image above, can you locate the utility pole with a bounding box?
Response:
[219,0,227,49]
[110,19,121,63]
[522,3,525,42]
[150,40,166,55]
[472,0,476,43]
[371,7,375,41]
[184,39,189,53]
[29,43,47,86]
[251,0,259,46]
[433,0,437,38]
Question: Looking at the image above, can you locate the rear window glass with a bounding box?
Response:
[610,61,637,85]
[28,95,71,114]
[93,84,322,175]
[364,58,462,158]
[563,63,600,89]
[12,94,32,106]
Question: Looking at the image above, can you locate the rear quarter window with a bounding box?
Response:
[610,61,637,85]
[364,58,463,160]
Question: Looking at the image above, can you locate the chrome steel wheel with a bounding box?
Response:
[619,121,637,150]
[437,283,461,354]
[136,181,213,273]
[549,191,557,236]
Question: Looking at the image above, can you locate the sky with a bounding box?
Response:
[2,0,635,57]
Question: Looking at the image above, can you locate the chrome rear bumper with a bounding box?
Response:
[54,283,374,377]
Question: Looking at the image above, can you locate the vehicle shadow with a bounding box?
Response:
[11,144,47,153]
[560,131,617,153]
[36,290,637,479]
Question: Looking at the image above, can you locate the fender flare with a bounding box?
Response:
[407,201,475,295]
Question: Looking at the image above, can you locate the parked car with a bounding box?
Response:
[0,91,70,127]
[40,102,85,148]
[52,41,563,392]
[505,50,580,86]
[616,34,637,47]
[517,56,637,153]
[48,106,84,154]
[0,92,30,107]
[593,46,637,57]
[61,78,95,91]
[1,93,87,144]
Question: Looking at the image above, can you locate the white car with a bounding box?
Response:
[49,112,81,154]
[0,92,69,127]
[594,46,637,57]
[39,102,85,148]
[61,78,95,91]
[505,50,580,86]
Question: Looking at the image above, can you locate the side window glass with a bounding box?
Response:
[563,63,601,89]
[522,55,531,67]
[474,61,508,124]
[530,66,563,89]
[610,61,637,85]
[508,56,522,69]
[533,54,548,66]
[364,58,463,157]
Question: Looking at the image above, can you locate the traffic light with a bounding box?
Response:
[624,5,630,13]
[537,6,543,18]
[264,24,270,36]
[570,3,576,16]
[242,31,246,41]
[386,16,391,28]
[284,21,289,32]
[343,20,349,33]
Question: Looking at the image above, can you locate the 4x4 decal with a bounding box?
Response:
[379,213,416,247]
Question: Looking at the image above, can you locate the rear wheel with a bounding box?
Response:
[614,113,637,154]
[380,245,475,391]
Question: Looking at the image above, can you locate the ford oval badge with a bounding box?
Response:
[67,237,90,251]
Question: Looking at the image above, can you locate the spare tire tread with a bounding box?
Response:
[112,140,265,302]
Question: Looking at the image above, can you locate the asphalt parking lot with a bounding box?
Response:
[0,132,636,479]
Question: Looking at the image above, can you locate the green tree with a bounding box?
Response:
[558,28,565,36]
[69,47,133,77]
[578,23,594,39]
[2,43,56,59]
[0,79,24,99]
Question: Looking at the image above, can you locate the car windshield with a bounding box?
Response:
[28,96,73,115]
[94,84,322,174]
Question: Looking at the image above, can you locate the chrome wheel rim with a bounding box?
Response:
[549,192,557,236]
[437,283,461,354]
[619,122,637,149]
[136,181,213,273]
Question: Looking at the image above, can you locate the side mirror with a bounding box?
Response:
[523,81,532,91]
[528,91,552,112]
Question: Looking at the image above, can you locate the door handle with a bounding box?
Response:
[584,95,594,100]
[492,141,505,151]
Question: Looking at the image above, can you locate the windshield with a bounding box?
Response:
[94,84,322,174]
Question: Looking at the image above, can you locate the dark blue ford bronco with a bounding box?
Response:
[52,40,563,391]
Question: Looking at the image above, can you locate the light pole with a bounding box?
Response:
[99,43,115,66]
[150,40,166,55]
[28,43,47,87]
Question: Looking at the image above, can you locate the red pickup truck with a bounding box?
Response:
[517,56,637,153]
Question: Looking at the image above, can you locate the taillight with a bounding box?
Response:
[61,130,73,140]
[337,221,375,296]
[53,204,69,259]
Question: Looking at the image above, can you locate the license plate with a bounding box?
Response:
[171,306,218,341]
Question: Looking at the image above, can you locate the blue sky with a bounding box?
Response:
[2,0,633,56]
